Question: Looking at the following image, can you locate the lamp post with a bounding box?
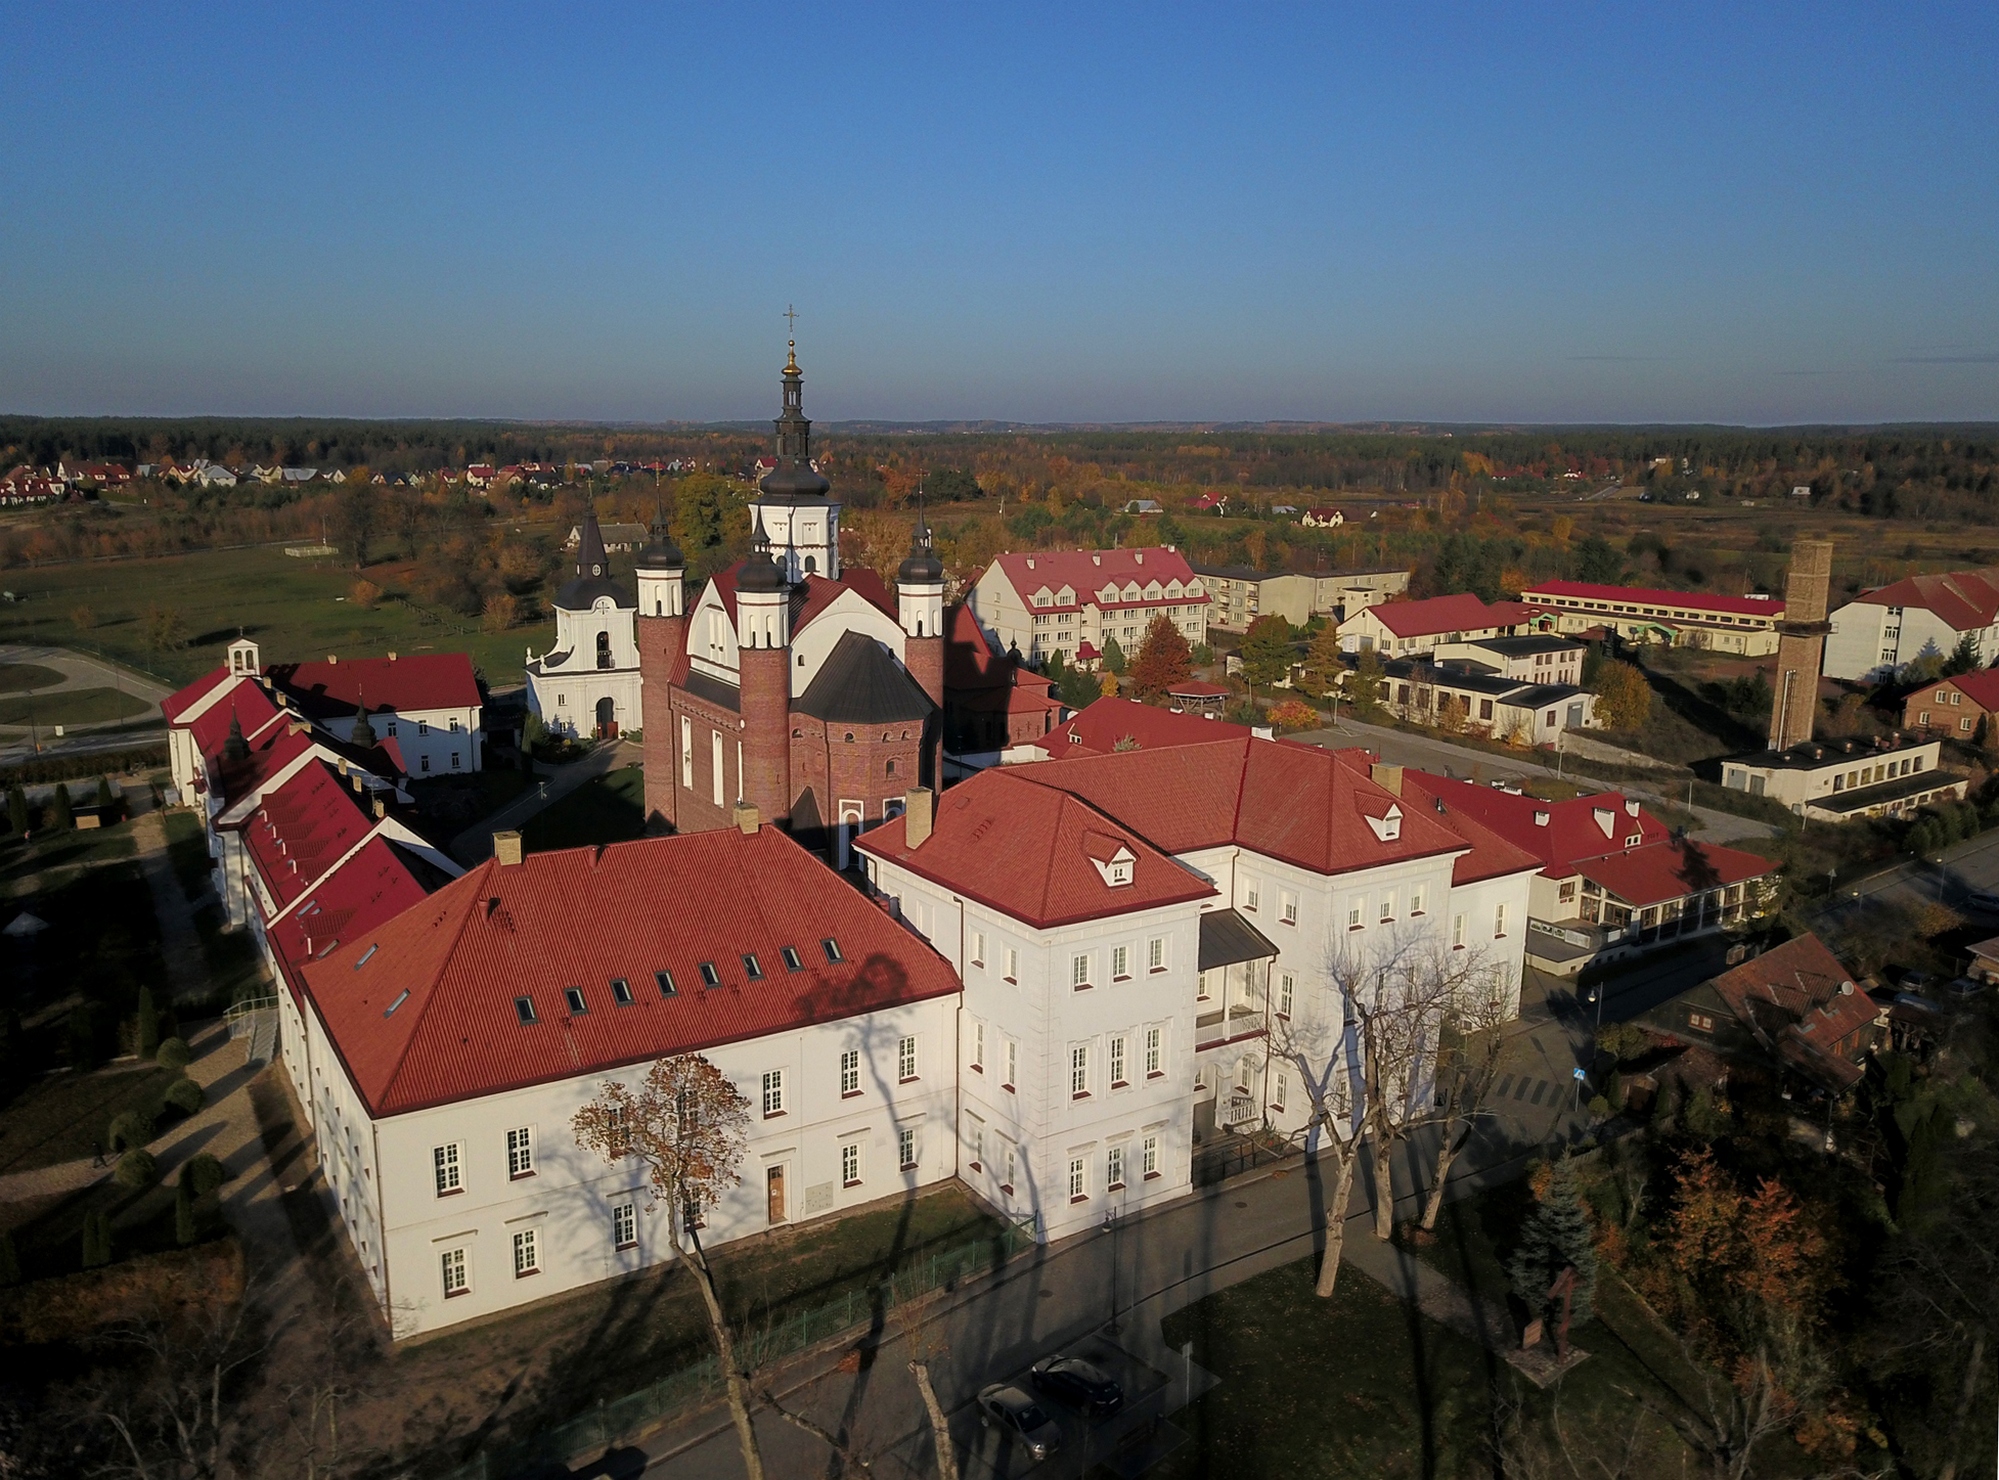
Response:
[1103,1203,1122,1333]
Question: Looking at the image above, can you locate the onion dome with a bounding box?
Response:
[757,342,833,504]
[898,514,944,584]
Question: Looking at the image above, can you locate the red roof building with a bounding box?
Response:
[1340,593,1554,657]
[968,546,1210,669]
[1521,579,1785,657]
[1031,697,1253,759]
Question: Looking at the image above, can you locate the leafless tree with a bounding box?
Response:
[575,1054,764,1480]
[1418,965,1516,1232]
[1268,986,1364,1298]
[902,1312,961,1480]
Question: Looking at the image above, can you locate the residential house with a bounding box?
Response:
[1430,635,1585,687]
[1193,565,1320,631]
[1340,593,1552,659]
[1826,569,1999,681]
[1901,668,1999,739]
[967,549,1209,668]
[1371,657,1597,743]
[1719,734,1965,821]
[1518,580,1784,655]
[565,522,650,553]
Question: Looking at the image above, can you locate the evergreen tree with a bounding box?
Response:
[1239,614,1296,687]
[1572,534,1624,584]
[81,1208,111,1269]
[1300,621,1346,695]
[135,986,160,1060]
[7,784,26,838]
[1347,647,1387,719]
[96,775,117,818]
[1101,635,1127,674]
[175,1170,197,1246]
[1507,1158,1598,1327]
[52,783,74,830]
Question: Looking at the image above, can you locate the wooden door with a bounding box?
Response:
[766,1164,787,1224]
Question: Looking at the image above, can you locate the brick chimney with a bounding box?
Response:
[493,830,523,865]
[1370,762,1403,796]
[903,787,934,848]
[733,799,761,835]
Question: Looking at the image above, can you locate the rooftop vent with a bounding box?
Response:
[1534,809,1550,827]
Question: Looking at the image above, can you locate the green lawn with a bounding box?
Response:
[0,686,154,726]
[161,809,213,900]
[0,1067,172,1175]
[0,545,536,687]
[0,822,139,887]
[0,662,64,693]
[520,763,645,852]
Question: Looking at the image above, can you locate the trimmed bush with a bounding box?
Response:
[52,783,74,830]
[175,1175,197,1246]
[183,1152,226,1196]
[114,1149,158,1189]
[156,1036,191,1071]
[164,1076,204,1116]
[107,1107,155,1152]
[81,1209,112,1269]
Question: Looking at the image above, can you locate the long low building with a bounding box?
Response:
[1518,580,1784,655]
[1719,734,1967,821]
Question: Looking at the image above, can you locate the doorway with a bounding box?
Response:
[765,1164,787,1225]
[595,696,618,739]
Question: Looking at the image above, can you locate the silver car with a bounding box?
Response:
[977,1382,1063,1463]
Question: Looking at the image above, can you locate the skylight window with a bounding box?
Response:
[821,937,843,964]
[781,946,803,972]
[564,986,588,1015]
[611,977,634,1006]
[742,953,763,980]
[383,989,410,1018]
[514,995,538,1025]
[355,943,378,970]
[699,962,721,987]
[656,970,676,997]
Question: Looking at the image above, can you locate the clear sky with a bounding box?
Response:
[3,3,1995,425]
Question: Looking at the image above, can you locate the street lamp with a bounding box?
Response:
[1102,1204,1123,1333]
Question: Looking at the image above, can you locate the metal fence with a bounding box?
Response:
[1192,1129,1299,1187]
[428,1216,1038,1480]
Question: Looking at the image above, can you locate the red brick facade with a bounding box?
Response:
[637,609,686,829]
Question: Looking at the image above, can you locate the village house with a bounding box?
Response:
[1899,667,1999,739]
[1371,656,1597,743]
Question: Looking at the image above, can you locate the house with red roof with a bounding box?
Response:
[967,547,1210,670]
[1018,696,1256,761]
[1900,667,1999,738]
[289,817,958,1337]
[1404,773,1777,975]
[1635,933,1878,1097]
[1519,579,1785,656]
[1826,567,1999,681]
[857,736,1541,1238]
[1339,593,1554,659]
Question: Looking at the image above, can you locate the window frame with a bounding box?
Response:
[841,1141,862,1188]
[612,1199,638,1251]
[761,1068,786,1118]
[433,1141,462,1196]
[839,1048,861,1097]
[1070,1043,1090,1099]
[506,1126,535,1180]
[512,1227,539,1278]
[897,1035,919,1083]
[441,1246,470,1298]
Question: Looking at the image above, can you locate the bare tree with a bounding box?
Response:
[1268,994,1364,1298]
[1417,968,1516,1232]
[575,1054,764,1480]
[903,1312,961,1480]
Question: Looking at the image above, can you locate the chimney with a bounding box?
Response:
[733,800,760,835]
[493,830,523,865]
[328,654,338,664]
[1533,809,1550,827]
[373,798,385,819]
[289,720,310,736]
[388,651,397,662]
[351,774,363,794]
[336,757,349,776]
[904,786,935,847]
[1370,762,1403,796]
[1624,797,1640,816]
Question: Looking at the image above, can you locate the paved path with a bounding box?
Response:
[0,642,169,736]
[1810,825,1999,939]
[448,738,638,864]
[132,807,211,1001]
[1341,1230,1515,1352]
[1292,716,1779,845]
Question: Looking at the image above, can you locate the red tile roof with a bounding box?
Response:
[1942,670,1999,711]
[989,548,1207,613]
[1848,568,1999,632]
[1706,933,1872,1093]
[301,826,961,1116]
[243,759,383,911]
[1391,770,1546,887]
[1576,838,1773,908]
[267,653,480,716]
[1043,697,1251,757]
[1520,579,1785,621]
[1402,775,1670,877]
[1366,593,1511,639]
[162,666,237,724]
[265,835,431,1003]
[186,681,288,770]
[856,767,1216,928]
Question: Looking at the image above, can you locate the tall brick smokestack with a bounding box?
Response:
[1769,537,1834,751]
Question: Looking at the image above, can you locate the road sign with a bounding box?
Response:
[1572,1067,1587,1081]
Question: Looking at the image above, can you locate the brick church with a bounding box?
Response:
[636,342,1052,864]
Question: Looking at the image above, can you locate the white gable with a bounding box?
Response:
[1363,803,1403,843]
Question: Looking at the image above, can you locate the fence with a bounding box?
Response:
[427,1216,1039,1480]
[1192,1128,1300,1188]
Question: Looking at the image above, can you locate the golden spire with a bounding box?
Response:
[785,339,799,374]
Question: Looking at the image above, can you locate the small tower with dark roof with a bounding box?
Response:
[898,511,947,786]
[636,502,688,831]
[737,508,794,827]
[750,342,841,580]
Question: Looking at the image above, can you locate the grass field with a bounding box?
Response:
[520,763,645,852]
[0,545,537,687]
[0,662,64,693]
[0,1066,172,1175]
[0,686,153,726]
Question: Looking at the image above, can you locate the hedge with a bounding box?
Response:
[164,1076,204,1115]
[115,1148,159,1188]
[0,744,166,787]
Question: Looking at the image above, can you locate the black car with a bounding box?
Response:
[977,1383,1062,1463]
[1029,1355,1125,1417]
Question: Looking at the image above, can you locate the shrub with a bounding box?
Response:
[156,1036,191,1071]
[81,1209,112,1268]
[1267,699,1321,731]
[96,774,119,818]
[183,1152,227,1196]
[175,1175,197,1246]
[1682,1084,1731,1139]
[135,986,160,1060]
[164,1076,204,1116]
[107,1108,155,1152]
[52,782,74,830]
[1587,1094,1612,1120]
[114,1148,158,1189]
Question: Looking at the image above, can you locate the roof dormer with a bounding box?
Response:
[1144,581,1162,599]
[1056,585,1075,605]
[1085,834,1137,887]
[1593,807,1615,838]
[1122,582,1141,601]
[1364,803,1403,843]
[1034,589,1052,607]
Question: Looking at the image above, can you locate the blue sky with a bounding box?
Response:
[3,3,1995,424]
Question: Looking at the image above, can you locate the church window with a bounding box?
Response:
[699,962,720,988]
[742,953,763,980]
[781,946,803,972]
[612,1200,637,1250]
[821,937,844,964]
[656,970,676,997]
[886,759,897,777]
[882,732,892,743]
[432,1143,461,1196]
[449,717,461,732]
[804,555,817,574]
[450,751,461,770]
[558,694,567,705]
[564,986,588,1015]
[842,1141,862,1186]
[610,977,634,1006]
[680,719,693,790]
[514,995,538,1025]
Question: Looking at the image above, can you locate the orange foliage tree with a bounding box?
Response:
[1127,612,1193,700]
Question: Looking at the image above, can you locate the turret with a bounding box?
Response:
[898,514,946,786]
[636,510,688,831]
[750,341,842,580]
[736,511,793,825]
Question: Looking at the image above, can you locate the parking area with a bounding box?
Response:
[950,1333,1181,1479]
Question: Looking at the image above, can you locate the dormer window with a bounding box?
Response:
[781,945,803,972]
[699,962,720,987]
[1089,842,1137,887]
[742,953,764,980]
[610,977,634,1006]
[514,995,538,1025]
[1364,803,1403,843]
[656,970,676,997]
[1034,591,1052,607]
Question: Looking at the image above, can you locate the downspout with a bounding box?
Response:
[371,1117,392,1319]
[954,894,965,1183]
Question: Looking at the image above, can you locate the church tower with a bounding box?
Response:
[635,509,686,830]
[737,512,793,825]
[898,513,946,786]
[749,343,842,581]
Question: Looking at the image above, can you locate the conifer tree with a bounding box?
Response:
[1101,635,1127,674]
[1508,1158,1598,1326]
[96,774,117,818]
[135,986,160,1060]
[7,784,26,838]
[52,783,74,830]
[1300,621,1346,695]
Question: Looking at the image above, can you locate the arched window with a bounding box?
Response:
[804,555,817,574]
[887,758,898,777]
[596,631,612,670]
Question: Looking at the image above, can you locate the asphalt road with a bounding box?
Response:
[1809,825,1999,943]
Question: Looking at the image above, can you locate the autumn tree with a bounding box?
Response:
[1299,622,1345,696]
[336,481,379,567]
[1267,699,1319,731]
[574,1055,764,1480]
[1591,660,1653,731]
[1127,612,1193,699]
[1239,614,1295,687]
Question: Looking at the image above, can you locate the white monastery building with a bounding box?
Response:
[967,549,1209,668]
[526,513,643,739]
[1823,568,1999,681]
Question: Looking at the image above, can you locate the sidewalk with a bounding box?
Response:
[448,740,636,864]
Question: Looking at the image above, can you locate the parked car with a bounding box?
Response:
[1894,967,1936,992]
[977,1384,1062,1463]
[1962,890,1999,914]
[1030,1354,1125,1417]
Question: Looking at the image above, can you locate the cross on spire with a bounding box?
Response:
[783,304,798,335]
